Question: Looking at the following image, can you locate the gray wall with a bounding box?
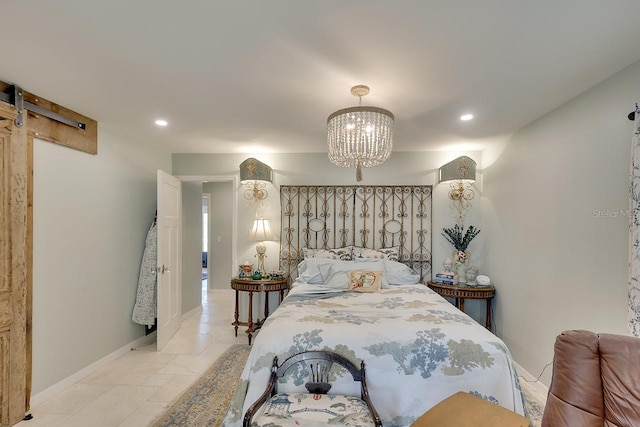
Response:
[33,127,171,394]
[204,182,233,289]
[182,181,204,313]
[482,59,640,385]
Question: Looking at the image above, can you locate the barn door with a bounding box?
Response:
[0,102,28,426]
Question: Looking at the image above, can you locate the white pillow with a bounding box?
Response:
[353,246,400,262]
[383,260,420,285]
[297,258,343,284]
[320,260,390,289]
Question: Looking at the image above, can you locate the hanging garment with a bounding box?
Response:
[132,221,158,327]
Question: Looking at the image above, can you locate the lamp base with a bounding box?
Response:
[255,242,267,274]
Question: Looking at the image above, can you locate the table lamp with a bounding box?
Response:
[247,218,276,275]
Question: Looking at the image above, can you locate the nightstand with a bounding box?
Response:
[427,281,495,330]
[230,277,289,344]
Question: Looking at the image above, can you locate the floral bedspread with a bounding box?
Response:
[222,284,524,427]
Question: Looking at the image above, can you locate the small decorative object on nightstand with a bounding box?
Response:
[466,266,479,286]
[476,275,491,286]
[441,224,480,284]
[239,263,253,278]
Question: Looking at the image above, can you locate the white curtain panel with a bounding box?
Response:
[629,110,640,336]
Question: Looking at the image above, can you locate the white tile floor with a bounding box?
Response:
[18,284,245,427]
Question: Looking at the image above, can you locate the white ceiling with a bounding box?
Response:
[3,1,640,154]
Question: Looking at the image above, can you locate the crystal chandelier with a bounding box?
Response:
[327,85,394,181]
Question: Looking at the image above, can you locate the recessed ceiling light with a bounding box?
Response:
[155,119,168,127]
[460,114,474,121]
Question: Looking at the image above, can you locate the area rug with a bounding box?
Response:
[153,344,251,427]
[521,379,545,427]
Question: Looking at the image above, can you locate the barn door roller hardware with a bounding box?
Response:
[0,84,86,130]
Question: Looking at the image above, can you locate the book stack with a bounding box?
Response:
[433,272,455,285]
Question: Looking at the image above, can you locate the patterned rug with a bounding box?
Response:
[152,344,251,427]
[521,379,546,427]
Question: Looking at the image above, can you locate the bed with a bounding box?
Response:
[221,186,525,426]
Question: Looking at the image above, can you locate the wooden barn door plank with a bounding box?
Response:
[0,101,28,426]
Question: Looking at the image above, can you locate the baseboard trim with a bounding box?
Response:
[182,305,202,321]
[513,361,549,397]
[30,332,157,407]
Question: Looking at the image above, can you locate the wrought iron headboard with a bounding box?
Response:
[279,185,432,283]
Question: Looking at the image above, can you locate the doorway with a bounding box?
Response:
[177,175,237,295]
[202,192,210,293]
[202,180,235,290]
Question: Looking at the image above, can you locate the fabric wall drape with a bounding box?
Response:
[629,110,640,336]
[132,221,158,327]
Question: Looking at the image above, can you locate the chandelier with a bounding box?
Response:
[327,85,394,181]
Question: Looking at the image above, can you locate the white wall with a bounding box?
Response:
[482,59,640,385]
[33,127,170,394]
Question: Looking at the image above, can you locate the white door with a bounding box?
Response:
[157,169,182,350]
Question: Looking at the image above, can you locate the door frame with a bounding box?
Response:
[176,175,238,282]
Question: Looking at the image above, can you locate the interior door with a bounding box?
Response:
[0,103,28,426]
[157,169,182,350]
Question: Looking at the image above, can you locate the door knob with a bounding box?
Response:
[160,265,170,274]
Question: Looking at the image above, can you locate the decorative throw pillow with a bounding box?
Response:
[320,260,390,289]
[302,247,353,261]
[353,246,400,262]
[347,270,383,293]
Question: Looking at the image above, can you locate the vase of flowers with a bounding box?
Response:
[453,250,469,283]
[442,224,480,284]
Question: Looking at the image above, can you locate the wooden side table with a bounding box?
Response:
[427,281,495,330]
[230,277,289,344]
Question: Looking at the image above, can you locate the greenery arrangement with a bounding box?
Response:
[442,224,481,252]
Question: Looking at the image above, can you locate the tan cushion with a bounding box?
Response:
[411,391,529,427]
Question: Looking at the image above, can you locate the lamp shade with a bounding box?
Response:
[247,218,276,242]
[438,156,477,183]
[240,158,273,184]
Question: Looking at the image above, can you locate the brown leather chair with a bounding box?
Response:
[541,330,640,427]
